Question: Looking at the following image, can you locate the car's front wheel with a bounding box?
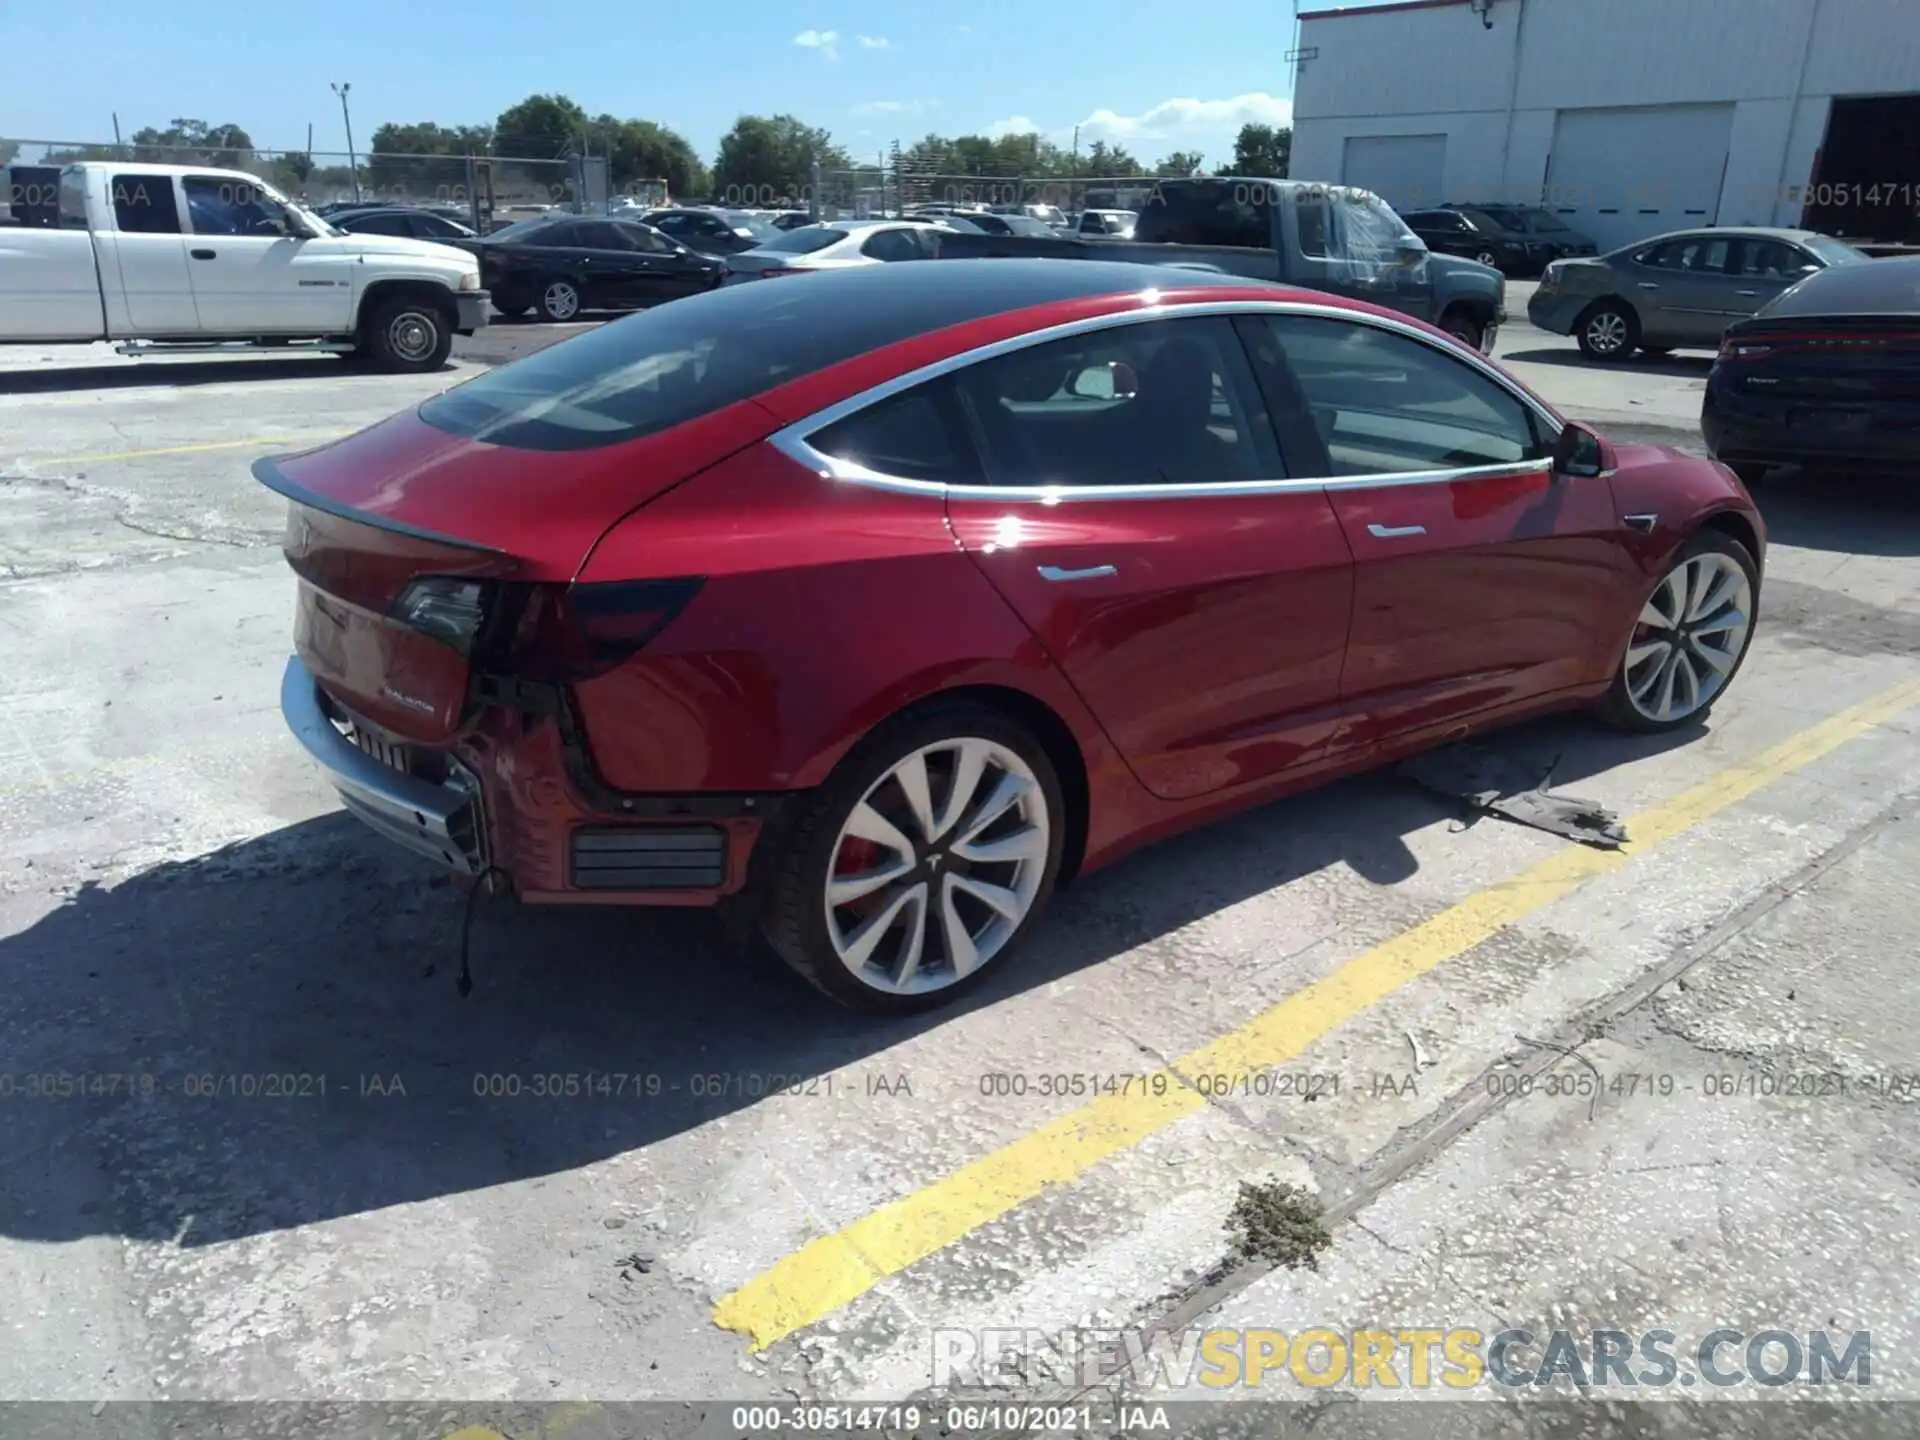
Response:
[1599,531,1758,733]
[763,703,1067,1013]
[1576,300,1640,361]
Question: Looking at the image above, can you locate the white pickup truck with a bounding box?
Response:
[0,162,489,372]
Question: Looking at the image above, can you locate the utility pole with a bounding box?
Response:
[331,82,360,201]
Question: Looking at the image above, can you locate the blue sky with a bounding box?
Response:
[4,0,1300,169]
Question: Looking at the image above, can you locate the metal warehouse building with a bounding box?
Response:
[1289,0,1920,252]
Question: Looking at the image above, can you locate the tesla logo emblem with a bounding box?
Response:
[927,852,945,871]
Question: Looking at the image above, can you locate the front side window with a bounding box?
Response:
[1336,192,1421,265]
[1261,314,1543,476]
[952,316,1283,488]
[183,176,292,237]
[1675,236,1733,273]
[112,174,181,234]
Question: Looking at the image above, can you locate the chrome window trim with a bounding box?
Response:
[767,297,1565,502]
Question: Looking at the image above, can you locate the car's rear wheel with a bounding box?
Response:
[1598,531,1758,734]
[1474,247,1500,268]
[1576,301,1639,361]
[763,703,1067,1013]
[538,278,582,322]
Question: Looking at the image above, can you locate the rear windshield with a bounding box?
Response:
[1134,180,1278,247]
[1763,253,1920,316]
[1802,234,1868,267]
[722,211,782,240]
[756,226,846,253]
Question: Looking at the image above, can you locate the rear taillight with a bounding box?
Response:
[488,578,705,682]
[1718,339,1775,363]
[391,578,489,654]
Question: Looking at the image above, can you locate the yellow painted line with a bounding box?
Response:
[713,673,1920,1350]
[33,435,347,468]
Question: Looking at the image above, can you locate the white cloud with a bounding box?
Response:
[856,34,889,48]
[1074,93,1293,146]
[982,93,1292,164]
[852,99,935,116]
[791,28,839,59]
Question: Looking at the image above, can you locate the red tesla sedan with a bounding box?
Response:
[261,259,1764,1012]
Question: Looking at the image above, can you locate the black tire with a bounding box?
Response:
[1597,530,1759,735]
[1576,300,1640,362]
[762,701,1068,1014]
[358,293,453,374]
[537,277,583,323]
[1439,309,1485,351]
[1473,248,1500,269]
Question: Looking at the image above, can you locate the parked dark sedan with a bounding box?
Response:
[332,206,480,248]
[1529,227,1867,360]
[640,207,785,256]
[1702,254,1920,484]
[1402,208,1537,273]
[476,214,726,321]
[1462,205,1599,262]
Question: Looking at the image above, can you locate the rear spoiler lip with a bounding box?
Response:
[252,455,510,557]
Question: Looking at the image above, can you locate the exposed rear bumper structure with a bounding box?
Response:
[280,655,485,874]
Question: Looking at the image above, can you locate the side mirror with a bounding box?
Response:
[1553,423,1606,478]
[1394,240,1428,266]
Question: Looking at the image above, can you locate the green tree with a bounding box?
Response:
[1221,123,1290,179]
[368,122,494,156]
[0,140,18,166]
[1155,150,1205,177]
[128,119,255,168]
[586,115,707,201]
[1078,139,1142,178]
[711,114,851,206]
[493,93,589,158]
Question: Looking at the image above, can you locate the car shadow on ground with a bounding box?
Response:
[1501,346,1718,379]
[0,711,1700,1249]
[1754,468,1920,558]
[0,357,367,394]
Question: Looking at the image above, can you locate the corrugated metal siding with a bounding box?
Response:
[1295,0,1918,120]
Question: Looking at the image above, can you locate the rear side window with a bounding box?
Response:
[113,174,181,234]
[809,383,981,484]
[1134,181,1275,247]
[952,316,1283,488]
[861,228,926,262]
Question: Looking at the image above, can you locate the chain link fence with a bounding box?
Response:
[2,138,615,232]
[814,165,1177,219]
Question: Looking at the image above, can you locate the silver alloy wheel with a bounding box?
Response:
[1584,309,1630,355]
[823,737,1050,996]
[386,310,438,363]
[1475,248,1499,267]
[543,281,580,319]
[1622,551,1753,724]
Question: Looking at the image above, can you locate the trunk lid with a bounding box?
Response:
[260,394,780,741]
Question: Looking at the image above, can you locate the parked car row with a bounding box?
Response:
[1402,205,1599,274]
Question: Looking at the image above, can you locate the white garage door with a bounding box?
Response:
[1341,135,1448,213]
[1544,104,1735,253]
